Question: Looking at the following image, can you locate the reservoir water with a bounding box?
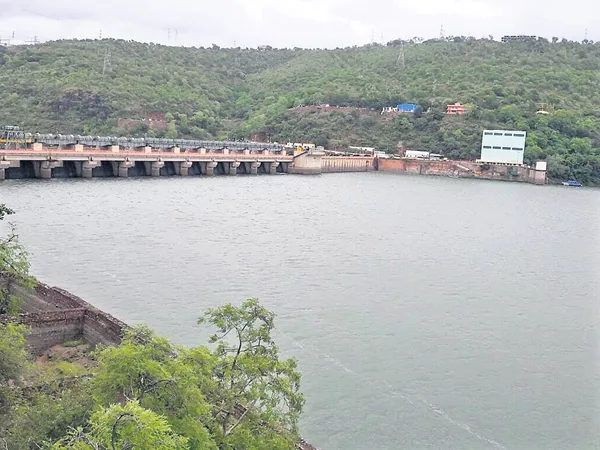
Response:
[2,173,599,449]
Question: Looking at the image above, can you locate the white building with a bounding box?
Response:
[348,146,375,155]
[405,150,430,159]
[480,130,526,165]
[374,150,390,159]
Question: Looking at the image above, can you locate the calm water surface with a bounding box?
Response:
[2,173,600,449]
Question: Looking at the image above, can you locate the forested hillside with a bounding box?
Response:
[1,38,600,183]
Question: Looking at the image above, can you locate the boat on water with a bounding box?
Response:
[562,180,582,187]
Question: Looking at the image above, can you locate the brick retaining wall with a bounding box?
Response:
[377,158,547,184]
[2,277,127,353]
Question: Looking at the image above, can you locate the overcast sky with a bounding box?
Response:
[0,0,596,48]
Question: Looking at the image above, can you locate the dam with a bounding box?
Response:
[0,134,376,179]
[0,130,545,183]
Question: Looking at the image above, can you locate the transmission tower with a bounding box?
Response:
[25,36,39,45]
[397,43,405,69]
[440,24,445,40]
[102,50,111,76]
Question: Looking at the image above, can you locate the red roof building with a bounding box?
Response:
[447,103,466,115]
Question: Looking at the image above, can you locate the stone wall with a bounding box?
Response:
[2,277,127,354]
[377,158,547,184]
[14,309,86,354]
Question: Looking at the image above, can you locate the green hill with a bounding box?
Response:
[1,38,599,183]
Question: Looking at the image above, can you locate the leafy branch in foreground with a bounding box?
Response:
[199,298,304,439]
[52,400,189,450]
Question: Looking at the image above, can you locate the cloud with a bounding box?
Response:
[0,0,597,48]
[400,0,500,18]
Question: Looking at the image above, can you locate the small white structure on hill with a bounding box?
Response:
[405,150,431,159]
[480,130,526,165]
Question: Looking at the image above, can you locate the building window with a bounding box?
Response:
[512,147,523,151]
[494,133,502,136]
[483,146,492,149]
[484,132,492,136]
[493,146,501,149]
[504,133,513,136]
[502,147,511,150]
[513,133,525,137]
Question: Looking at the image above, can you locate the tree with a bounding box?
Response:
[2,379,94,448]
[166,121,178,139]
[52,401,189,450]
[198,299,304,443]
[0,204,34,315]
[92,326,218,450]
[0,322,29,385]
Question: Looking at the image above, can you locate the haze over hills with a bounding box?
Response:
[1,37,599,183]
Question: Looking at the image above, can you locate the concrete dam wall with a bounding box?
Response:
[322,156,375,173]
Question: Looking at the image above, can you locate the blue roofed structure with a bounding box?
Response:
[397,103,419,113]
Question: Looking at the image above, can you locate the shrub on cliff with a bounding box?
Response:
[0,205,33,385]
[0,204,35,316]
[0,323,30,386]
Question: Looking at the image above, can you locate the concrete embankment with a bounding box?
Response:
[377,158,547,185]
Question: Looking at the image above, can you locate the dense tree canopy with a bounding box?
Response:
[0,296,304,449]
[1,38,600,182]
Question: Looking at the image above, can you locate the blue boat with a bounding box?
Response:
[562,180,582,187]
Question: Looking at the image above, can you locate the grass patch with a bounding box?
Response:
[62,340,84,348]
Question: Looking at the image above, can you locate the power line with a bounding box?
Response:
[19,7,63,22]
